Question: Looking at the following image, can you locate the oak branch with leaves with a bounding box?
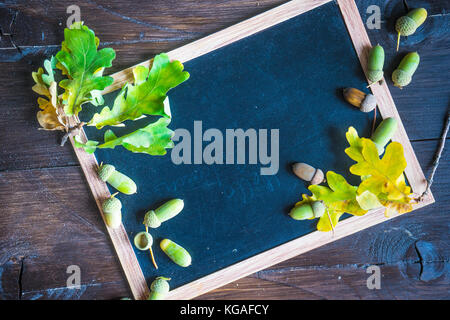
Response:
[32,22,189,156]
[291,123,414,232]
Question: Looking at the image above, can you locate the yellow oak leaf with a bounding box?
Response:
[36,82,66,131]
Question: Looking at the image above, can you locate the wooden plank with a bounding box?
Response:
[0,0,288,49]
[0,167,131,300]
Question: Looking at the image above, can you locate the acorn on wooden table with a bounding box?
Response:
[395,8,427,51]
[343,88,377,113]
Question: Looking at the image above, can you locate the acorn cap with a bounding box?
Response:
[311,201,326,218]
[143,210,161,228]
[392,69,412,88]
[310,169,324,185]
[133,231,153,251]
[98,164,115,181]
[360,94,377,113]
[102,196,122,214]
[395,16,417,36]
[150,277,170,293]
[367,70,383,84]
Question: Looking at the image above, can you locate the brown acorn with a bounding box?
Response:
[292,163,324,185]
[343,88,377,113]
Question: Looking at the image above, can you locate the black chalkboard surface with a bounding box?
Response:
[80,0,375,290]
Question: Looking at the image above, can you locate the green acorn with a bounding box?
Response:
[102,193,122,229]
[160,239,192,267]
[371,117,398,155]
[289,200,326,220]
[392,52,420,88]
[367,45,384,86]
[143,199,184,228]
[395,8,427,51]
[148,277,171,300]
[98,164,137,195]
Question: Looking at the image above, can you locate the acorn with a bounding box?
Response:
[343,88,377,113]
[289,201,326,220]
[97,163,137,195]
[143,199,184,229]
[148,277,171,300]
[392,52,420,88]
[395,8,427,51]
[292,163,324,185]
[102,193,122,229]
[371,117,398,155]
[367,45,385,86]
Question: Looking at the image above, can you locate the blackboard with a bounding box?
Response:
[72,0,433,299]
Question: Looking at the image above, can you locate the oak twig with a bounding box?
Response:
[60,122,85,146]
[418,111,450,201]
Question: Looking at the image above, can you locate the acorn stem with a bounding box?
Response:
[396,32,401,52]
[149,247,158,269]
[371,107,377,136]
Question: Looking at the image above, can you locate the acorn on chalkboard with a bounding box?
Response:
[343,88,377,113]
[292,163,324,185]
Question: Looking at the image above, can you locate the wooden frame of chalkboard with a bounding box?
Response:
[68,0,434,300]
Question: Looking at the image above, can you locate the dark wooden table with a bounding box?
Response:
[0,0,448,300]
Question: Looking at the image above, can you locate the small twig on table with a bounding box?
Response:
[60,122,85,146]
[371,107,377,136]
[417,111,450,201]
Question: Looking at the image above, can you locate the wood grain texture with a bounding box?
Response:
[0,0,448,300]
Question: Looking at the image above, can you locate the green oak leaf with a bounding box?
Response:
[89,54,189,129]
[344,126,364,162]
[56,22,115,116]
[309,171,367,216]
[41,56,57,86]
[73,136,99,154]
[75,117,174,156]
